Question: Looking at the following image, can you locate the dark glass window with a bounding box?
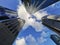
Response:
[0,16,9,20]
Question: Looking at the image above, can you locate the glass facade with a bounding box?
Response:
[22,0,59,14]
[51,35,60,45]
[42,15,60,32]
[42,15,60,45]
[0,6,18,18]
[0,6,25,45]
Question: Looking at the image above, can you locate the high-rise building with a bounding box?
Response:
[0,6,25,45]
[22,0,59,14]
[42,15,60,35]
[50,35,60,45]
[42,15,60,45]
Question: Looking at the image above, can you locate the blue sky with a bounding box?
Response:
[0,0,60,45]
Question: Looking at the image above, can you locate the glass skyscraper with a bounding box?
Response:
[42,15,60,35]
[22,0,59,14]
[51,35,60,45]
[0,6,25,45]
[42,15,60,45]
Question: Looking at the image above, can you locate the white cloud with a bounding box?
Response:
[15,33,48,45]
[16,38,26,45]
[37,31,48,44]
[26,34,38,45]
[25,34,47,45]
[37,37,47,44]
[51,4,56,7]
[26,34,36,42]
[50,2,60,8]
[34,11,47,20]
[17,2,48,32]
[15,35,38,45]
[41,31,48,38]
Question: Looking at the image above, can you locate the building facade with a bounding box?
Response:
[50,35,60,45]
[42,15,60,45]
[0,6,25,45]
[22,0,59,14]
[42,15,60,35]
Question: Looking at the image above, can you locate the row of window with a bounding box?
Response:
[2,18,19,36]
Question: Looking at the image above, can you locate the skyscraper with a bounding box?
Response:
[42,15,60,45]
[42,15,60,35]
[50,35,60,45]
[22,0,59,14]
[0,6,25,45]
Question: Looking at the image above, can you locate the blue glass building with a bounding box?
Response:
[51,35,60,45]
